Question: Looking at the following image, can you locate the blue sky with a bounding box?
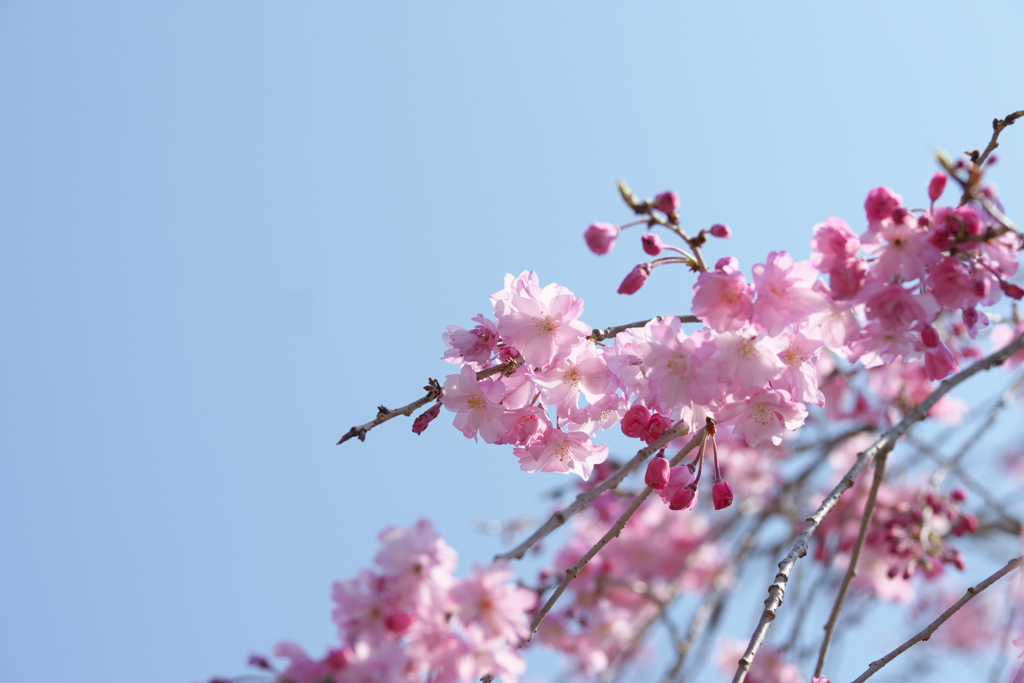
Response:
[2,3,1023,682]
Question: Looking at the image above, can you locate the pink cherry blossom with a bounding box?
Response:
[751,251,826,336]
[441,366,512,443]
[715,388,808,447]
[494,272,591,368]
[691,265,754,332]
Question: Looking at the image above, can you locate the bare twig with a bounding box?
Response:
[849,556,1022,683]
[930,371,1024,487]
[590,315,701,342]
[336,378,442,444]
[731,330,1024,683]
[960,111,1024,200]
[495,419,694,562]
[814,450,888,677]
[521,428,707,643]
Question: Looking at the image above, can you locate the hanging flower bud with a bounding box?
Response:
[669,484,698,511]
[709,223,732,239]
[654,191,680,215]
[644,453,670,489]
[641,232,664,256]
[584,222,620,255]
[928,172,948,202]
[712,479,734,510]
[412,402,442,435]
[642,413,672,444]
[618,263,652,295]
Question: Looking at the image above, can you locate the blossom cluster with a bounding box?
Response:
[815,482,979,602]
[208,520,536,683]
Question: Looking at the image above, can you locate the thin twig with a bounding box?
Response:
[814,450,888,677]
[930,371,1024,487]
[849,556,1022,683]
[335,378,443,444]
[731,330,1024,683]
[520,428,707,643]
[496,420,694,562]
[958,110,1024,205]
[590,315,701,342]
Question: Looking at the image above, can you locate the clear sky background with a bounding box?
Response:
[2,3,1024,683]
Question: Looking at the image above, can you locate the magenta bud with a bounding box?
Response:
[712,479,734,510]
[621,404,652,438]
[928,172,948,202]
[709,223,732,238]
[669,485,697,511]
[641,232,663,256]
[642,413,672,444]
[644,455,670,489]
[1001,281,1024,300]
[248,655,273,670]
[325,648,350,671]
[385,611,416,634]
[585,222,620,255]
[618,263,652,295]
[950,487,968,502]
[412,403,442,435]
[920,325,940,349]
[653,191,680,215]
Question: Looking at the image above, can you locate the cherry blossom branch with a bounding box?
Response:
[814,449,888,677]
[335,378,443,444]
[590,315,701,343]
[495,420,696,562]
[848,555,1022,683]
[520,428,707,644]
[950,110,1024,206]
[731,329,1024,683]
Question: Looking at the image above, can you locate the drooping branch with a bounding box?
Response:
[521,427,708,644]
[731,329,1024,683]
[590,315,701,342]
[814,449,888,677]
[496,419,694,562]
[849,556,1022,683]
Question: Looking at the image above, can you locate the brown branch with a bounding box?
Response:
[520,427,707,644]
[849,556,1022,683]
[956,110,1024,206]
[335,378,442,444]
[495,419,694,562]
[814,450,888,677]
[731,329,1024,683]
[590,315,701,342]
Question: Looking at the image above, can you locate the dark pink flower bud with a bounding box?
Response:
[669,485,697,511]
[642,413,672,444]
[618,263,652,295]
[928,172,948,202]
[248,655,273,670]
[864,186,902,223]
[891,207,910,223]
[412,403,442,435]
[1001,281,1024,300]
[950,487,968,502]
[641,232,663,256]
[709,223,732,238]
[654,191,680,215]
[385,611,416,634]
[585,222,620,255]
[621,404,651,438]
[325,648,350,671]
[644,454,670,489]
[920,325,940,348]
[712,479,734,510]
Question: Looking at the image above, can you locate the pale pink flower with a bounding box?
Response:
[828,257,868,301]
[493,273,590,368]
[711,329,787,393]
[715,388,808,447]
[751,251,826,336]
[868,214,939,282]
[810,217,860,273]
[641,316,719,409]
[691,266,754,332]
[441,366,512,443]
[441,314,499,366]
[584,222,619,255]
[449,563,536,642]
[513,429,609,480]
[863,282,939,332]
[531,345,613,418]
[375,519,457,608]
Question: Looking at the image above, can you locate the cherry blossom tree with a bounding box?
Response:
[208,112,1024,683]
